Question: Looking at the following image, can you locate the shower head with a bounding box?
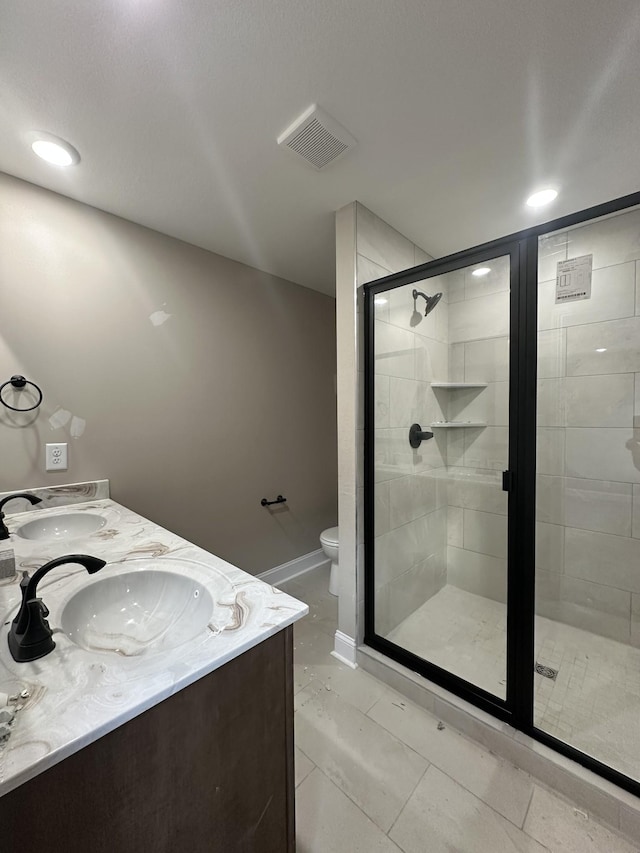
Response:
[424,292,443,316]
[412,289,443,317]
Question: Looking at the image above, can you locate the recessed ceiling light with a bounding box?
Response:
[374,297,388,305]
[472,267,491,277]
[29,132,80,167]
[526,188,558,208]
[595,348,607,353]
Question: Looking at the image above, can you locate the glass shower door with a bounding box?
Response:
[534,205,640,783]
[370,253,512,700]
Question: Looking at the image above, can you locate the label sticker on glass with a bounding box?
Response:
[555,254,592,303]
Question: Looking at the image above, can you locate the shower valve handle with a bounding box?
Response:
[409,423,434,448]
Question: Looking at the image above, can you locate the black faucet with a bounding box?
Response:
[0,492,42,540]
[8,554,106,663]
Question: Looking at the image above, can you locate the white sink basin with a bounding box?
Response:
[16,512,106,541]
[61,569,214,656]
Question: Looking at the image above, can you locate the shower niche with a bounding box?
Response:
[363,192,640,797]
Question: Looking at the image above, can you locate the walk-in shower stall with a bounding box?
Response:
[363,192,640,795]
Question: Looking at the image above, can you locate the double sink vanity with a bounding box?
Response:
[0,481,307,852]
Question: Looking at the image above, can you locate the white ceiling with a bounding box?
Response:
[2,1,640,296]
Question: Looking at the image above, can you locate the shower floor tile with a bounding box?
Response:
[386,584,640,783]
[386,585,508,698]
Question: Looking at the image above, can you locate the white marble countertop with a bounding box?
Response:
[0,497,307,797]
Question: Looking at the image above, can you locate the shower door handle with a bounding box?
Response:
[502,470,514,491]
[409,423,434,448]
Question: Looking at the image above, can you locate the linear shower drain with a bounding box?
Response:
[535,662,558,680]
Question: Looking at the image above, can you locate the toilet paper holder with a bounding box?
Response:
[261,495,287,507]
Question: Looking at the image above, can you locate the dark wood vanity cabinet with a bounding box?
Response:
[0,626,295,853]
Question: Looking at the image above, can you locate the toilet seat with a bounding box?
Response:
[320,526,339,547]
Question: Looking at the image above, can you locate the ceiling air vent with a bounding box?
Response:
[277,105,357,170]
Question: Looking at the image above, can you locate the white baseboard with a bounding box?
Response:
[258,549,329,587]
[331,630,358,668]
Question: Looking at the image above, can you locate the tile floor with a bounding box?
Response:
[279,567,639,852]
[387,585,640,782]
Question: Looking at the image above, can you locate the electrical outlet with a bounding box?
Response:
[46,442,68,471]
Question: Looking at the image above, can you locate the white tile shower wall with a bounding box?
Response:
[336,203,359,645]
[352,203,437,638]
[372,292,449,634]
[443,257,511,602]
[536,206,640,645]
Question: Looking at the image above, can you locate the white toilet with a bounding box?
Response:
[320,526,339,597]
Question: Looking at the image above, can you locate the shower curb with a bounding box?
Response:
[357,644,640,845]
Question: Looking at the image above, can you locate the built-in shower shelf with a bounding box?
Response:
[429,421,486,428]
[430,382,488,389]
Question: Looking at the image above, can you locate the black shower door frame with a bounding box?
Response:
[363,190,640,797]
[363,237,532,724]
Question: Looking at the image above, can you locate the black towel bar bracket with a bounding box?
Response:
[261,495,287,507]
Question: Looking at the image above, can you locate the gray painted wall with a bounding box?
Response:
[0,173,337,574]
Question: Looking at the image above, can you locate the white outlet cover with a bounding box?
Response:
[46,442,68,471]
